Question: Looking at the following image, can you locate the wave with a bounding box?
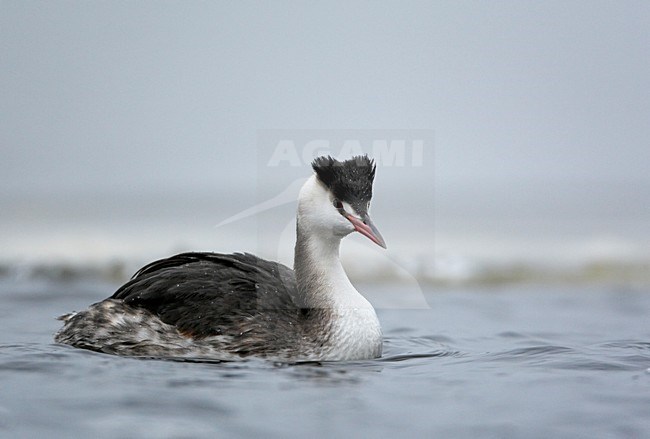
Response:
[2,256,649,288]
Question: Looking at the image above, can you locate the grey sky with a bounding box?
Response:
[2,1,649,264]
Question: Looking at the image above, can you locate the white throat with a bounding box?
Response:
[295,229,372,310]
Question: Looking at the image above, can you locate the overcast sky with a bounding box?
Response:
[2,1,649,264]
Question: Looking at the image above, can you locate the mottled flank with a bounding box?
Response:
[312,155,376,213]
[55,299,230,358]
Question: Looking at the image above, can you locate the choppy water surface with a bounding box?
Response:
[1,277,649,438]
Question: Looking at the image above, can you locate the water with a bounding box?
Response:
[1,276,649,438]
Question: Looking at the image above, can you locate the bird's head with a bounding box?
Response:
[297,155,386,249]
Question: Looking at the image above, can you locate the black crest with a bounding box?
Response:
[311,155,377,207]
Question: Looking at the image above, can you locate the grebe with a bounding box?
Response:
[55,155,386,361]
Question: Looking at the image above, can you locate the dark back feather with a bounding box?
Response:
[111,252,299,339]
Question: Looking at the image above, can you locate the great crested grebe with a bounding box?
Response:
[55,155,386,361]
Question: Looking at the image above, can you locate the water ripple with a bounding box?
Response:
[481,342,650,372]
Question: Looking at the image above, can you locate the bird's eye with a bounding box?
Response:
[333,199,343,210]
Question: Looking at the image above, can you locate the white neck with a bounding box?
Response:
[293,210,372,311]
[292,176,382,360]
